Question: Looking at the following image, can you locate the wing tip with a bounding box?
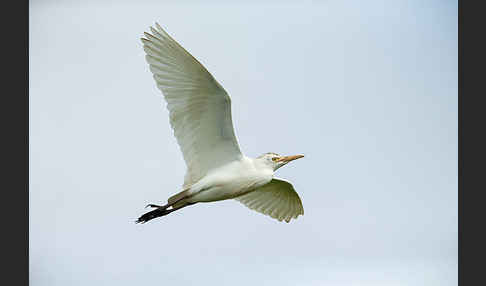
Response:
[152,22,170,38]
[155,22,164,33]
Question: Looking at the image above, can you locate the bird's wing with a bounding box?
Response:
[142,23,242,188]
[235,178,304,223]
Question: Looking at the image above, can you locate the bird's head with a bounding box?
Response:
[257,152,304,171]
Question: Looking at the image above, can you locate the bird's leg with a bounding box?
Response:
[152,202,196,216]
[145,203,169,209]
[136,202,197,224]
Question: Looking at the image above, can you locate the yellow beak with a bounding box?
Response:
[276,154,304,163]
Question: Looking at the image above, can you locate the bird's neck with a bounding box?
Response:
[251,157,275,174]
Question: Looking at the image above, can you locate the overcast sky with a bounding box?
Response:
[30,0,457,285]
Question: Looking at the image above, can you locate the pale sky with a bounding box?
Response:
[30,0,457,285]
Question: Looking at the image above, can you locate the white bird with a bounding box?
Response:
[136,23,304,224]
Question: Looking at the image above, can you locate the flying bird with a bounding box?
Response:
[136,23,304,224]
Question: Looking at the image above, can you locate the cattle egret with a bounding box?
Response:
[136,23,304,224]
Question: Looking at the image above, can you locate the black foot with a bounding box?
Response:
[135,202,195,224]
[135,207,176,224]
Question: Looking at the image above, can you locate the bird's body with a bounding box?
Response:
[136,23,305,224]
[186,156,273,203]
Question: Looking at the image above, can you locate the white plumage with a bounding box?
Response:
[136,23,304,224]
[235,178,304,223]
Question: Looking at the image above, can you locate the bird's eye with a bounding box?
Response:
[272,157,278,162]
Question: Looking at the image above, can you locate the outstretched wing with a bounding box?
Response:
[235,178,304,223]
[142,23,242,188]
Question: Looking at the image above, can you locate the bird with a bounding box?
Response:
[136,23,305,224]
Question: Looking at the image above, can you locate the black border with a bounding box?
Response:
[3,0,29,284]
[459,0,484,285]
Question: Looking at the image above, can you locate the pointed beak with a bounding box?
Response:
[277,154,304,163]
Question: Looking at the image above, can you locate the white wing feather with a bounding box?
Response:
[142,23,242,188]
[235,178,304,223]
